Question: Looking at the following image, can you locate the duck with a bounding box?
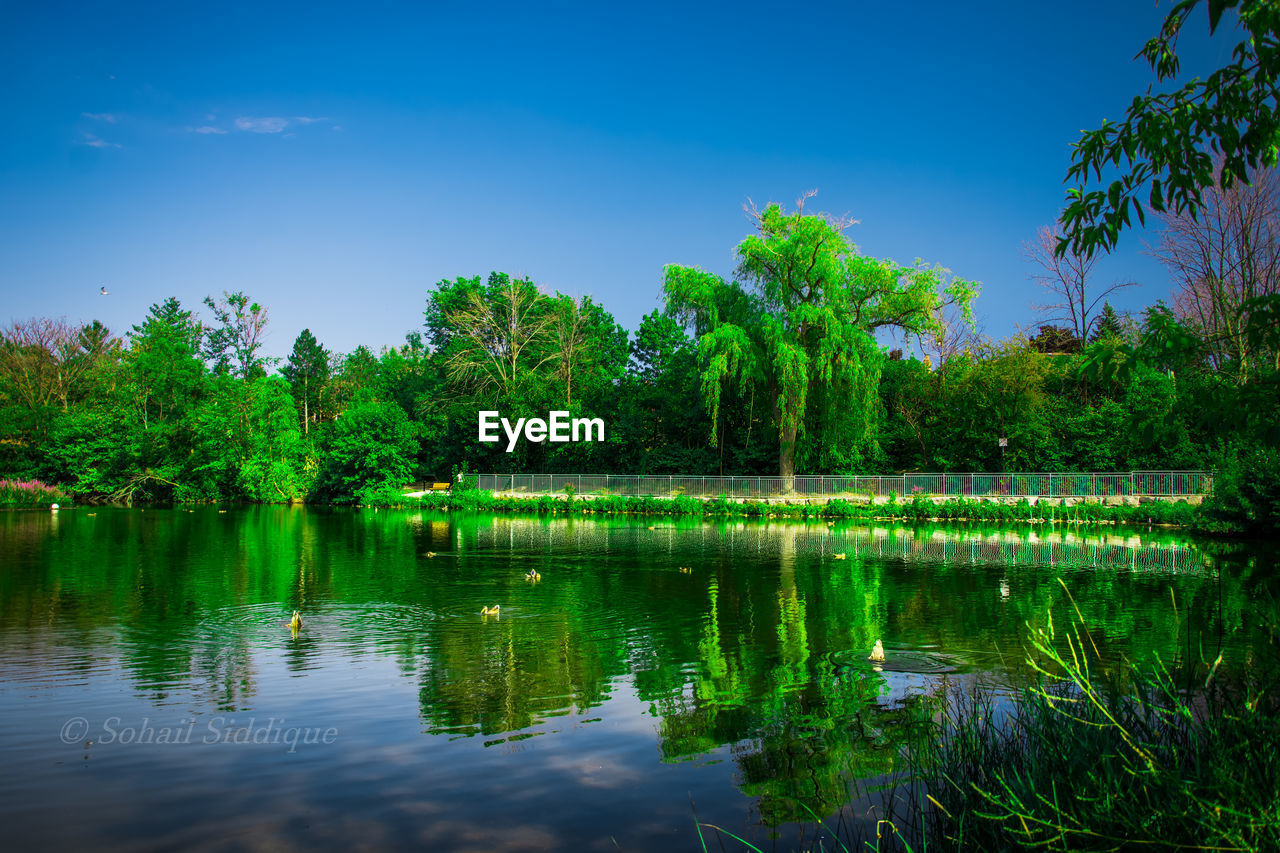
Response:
[526,569,541,581]
[288,610,303,631]
[480,605,500,616]
[869,639,885,662]
[425,552,437,558]
[833,553,847,560]
[679,566,692,574]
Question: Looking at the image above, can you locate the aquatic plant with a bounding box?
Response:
[908,587,1280,851]
[0,478,68,507]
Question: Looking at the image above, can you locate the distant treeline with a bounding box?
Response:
[1,203,1277,531]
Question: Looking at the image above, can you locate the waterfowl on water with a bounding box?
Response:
[425,552,437,558]
[526,569,540,581]
[679,566,692,574]
[869,639,885,662]
[480,605,500,615]
[833,553,847,560]
[288,610,302,631]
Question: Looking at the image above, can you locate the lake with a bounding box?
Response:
[0,507,1272,851]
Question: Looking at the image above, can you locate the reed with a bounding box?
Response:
[906,585,1280,851]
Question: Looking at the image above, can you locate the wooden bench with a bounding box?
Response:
[430,482,451,492]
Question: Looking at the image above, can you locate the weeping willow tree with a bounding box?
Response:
[664,192,978,489]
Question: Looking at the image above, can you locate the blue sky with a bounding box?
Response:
[0,1,1235,359]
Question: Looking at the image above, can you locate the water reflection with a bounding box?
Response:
[0,508,1273,851]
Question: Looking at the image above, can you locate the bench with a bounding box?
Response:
[430,482,451,492]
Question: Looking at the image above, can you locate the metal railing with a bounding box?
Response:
[476,471,1212,499]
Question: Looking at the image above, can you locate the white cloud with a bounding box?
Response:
[82,112,118,123]
[292,116,329,125]
[188,125,228,134]
[81,133,120,149]
[234,116,289,133]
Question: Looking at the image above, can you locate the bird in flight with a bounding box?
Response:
[100,286,109,295]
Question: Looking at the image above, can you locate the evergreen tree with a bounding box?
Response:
[282,329,330,434]
[1090,302,1126,343]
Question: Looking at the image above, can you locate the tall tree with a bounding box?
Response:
[0,318,119,414]
[282,329,330,434]
[1024,224,1136,342]
[434,273,554,400]
[202,291,270,379]
[665,193,978,489]
[127,298,204,432]
[1153,162,1280,378]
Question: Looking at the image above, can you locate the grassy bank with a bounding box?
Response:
[0,478,69,508]
[368,487,1203,528]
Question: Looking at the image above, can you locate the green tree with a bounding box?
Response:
[202,291,270,379]
[1090,302,1127,343]
[237,376,311,502]
[664,194,978,488]
[282,328,330,434]
[314,399,420,504]
[1061,0,1280,256]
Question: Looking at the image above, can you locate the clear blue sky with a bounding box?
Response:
[0,0,1235,359]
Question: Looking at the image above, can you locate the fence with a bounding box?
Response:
[476,471,1212,500]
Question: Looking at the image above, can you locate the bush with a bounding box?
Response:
[1199,444,1280,536]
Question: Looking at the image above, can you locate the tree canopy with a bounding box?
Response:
[664,194,979,486]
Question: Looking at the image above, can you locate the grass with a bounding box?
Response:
[906,583,1280,852]
[0,478,68,508]
[685,583,1280,852]
[364,487,1203,529]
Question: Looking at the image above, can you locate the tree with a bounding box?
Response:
[1029,325,1082,354]
[1152,162,1280,378]
[315,399,419,503]
[1090,302,1128,343]
[0,318,119,414]
[282,329,330,433]
[1061,0,1280,257]
[1024,224,1136,342]
[202,291,270,379]
[664,193,978,488]
[127,298,204,433]
[237,376,311,502]
[434,273,555,400]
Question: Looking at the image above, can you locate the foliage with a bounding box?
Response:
[664,193,978,484]
[0,478,68,507]
[282,328,330,435]
[912,597,1280,851]
[201,291,271,379]
[313,399,420,504]
[1199,443,1280,534]
[1062,0,1280,256]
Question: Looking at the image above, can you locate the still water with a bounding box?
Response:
[0,507,1272,851]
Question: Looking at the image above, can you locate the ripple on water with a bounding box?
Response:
[828,646,963,674]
